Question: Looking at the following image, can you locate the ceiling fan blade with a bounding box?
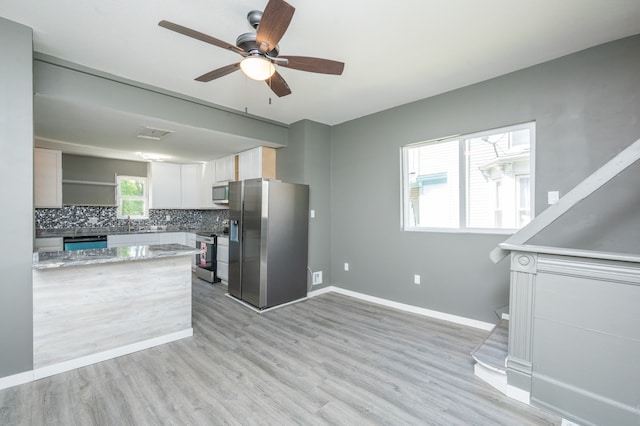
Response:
[278,56,345,75]
[256,0,295,53]
[265,71,292,97]
[195,63,241,82]
[158,20,245,55]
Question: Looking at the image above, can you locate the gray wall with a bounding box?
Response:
[0,18,34,378]
[278,120,332,289]
[330,34,640,323]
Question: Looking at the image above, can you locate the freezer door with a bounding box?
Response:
[228,180,243,299]
[240,179,268,308]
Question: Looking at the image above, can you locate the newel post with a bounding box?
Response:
[506,251,537,393]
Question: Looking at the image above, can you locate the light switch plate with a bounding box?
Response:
[548,191,560,205]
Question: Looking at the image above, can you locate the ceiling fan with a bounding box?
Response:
[158,0,345,97]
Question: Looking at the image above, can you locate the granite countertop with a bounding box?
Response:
[33,243,202,270]
[36,227,224,238]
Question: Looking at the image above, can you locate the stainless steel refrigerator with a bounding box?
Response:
[228,178,309,309]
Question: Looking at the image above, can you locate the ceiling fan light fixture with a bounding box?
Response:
[240,55,275,81]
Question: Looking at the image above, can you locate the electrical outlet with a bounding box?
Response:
[548,191,559,205]
[312,271,323,285]
[414,274,421,285]
[310,210,316,218]
[166,215,171,221]
[88,217,98,225]
[344,263,349,271]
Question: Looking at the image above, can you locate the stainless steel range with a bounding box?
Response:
[195,233,220,283]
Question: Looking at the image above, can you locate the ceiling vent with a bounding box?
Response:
[137,127,174,140]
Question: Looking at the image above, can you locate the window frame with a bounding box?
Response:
[401,122,535,234]
[116,175,149,220]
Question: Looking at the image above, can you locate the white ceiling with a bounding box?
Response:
[2,0,640,162]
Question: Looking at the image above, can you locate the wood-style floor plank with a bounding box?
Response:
[0,277,561,425]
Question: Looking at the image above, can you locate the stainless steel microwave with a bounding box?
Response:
[212,184,229,203]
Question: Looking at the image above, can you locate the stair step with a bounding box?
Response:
[471,319,508,373]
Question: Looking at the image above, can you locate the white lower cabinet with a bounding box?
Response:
[107,232,186,248]
[161,232,186,245]
[185,232,196,271]
[34,237,63,252]
[217,236,229,282]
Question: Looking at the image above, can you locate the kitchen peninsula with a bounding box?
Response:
[32,243,200,379]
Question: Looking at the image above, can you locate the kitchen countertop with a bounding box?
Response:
[33,243,202,270]
[35,227,225,238]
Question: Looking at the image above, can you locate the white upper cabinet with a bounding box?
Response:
[152,162,213,209]
[237,147,276,181]
[215,155,236,182]
[150,162,181,209]
[180,164,201,209]
[199,160,218,209]
[34,148,62,208]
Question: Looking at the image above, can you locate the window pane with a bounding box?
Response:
[466,128,531,229]
[407,141,459,228]
[120,179,145,196]
[517,176,531,227]
[120,199,144,216]
[402,122,534,232]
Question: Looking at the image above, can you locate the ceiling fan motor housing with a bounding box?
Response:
[236,32,279,57]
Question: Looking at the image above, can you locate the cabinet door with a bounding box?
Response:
[107,233,163,248]
[214,157,227,182]
[216,237,229,281]
[238,148,261,181]
[217,262,229,282]
[150,162,181,209]
[215,155,236,182]
[185,232,197,270]
[237,147,275,181]
[180,164,201,209]
[161,232,186,245]
[34,237,63,252]
[200,161,216,209]
[34,148,62,208]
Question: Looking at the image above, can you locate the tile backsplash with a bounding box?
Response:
[35,206,228,231]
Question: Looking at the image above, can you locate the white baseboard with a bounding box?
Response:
[308,286,495,331]
[506,383,532,405]
[33,328,193,380]
[474,362,531,405]
[0,370,34,391]
[307,286,334,298]
[2,328,193,389]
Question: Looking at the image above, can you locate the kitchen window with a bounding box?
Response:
[402,122,535,232]
[116,176,149,219]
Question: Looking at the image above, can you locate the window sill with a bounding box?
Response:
[403,227,518,235]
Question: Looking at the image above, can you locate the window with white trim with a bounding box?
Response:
[116,175,149,219]
[402,122,535,232]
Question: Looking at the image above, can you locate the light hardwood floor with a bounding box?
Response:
[0,277,560,425]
